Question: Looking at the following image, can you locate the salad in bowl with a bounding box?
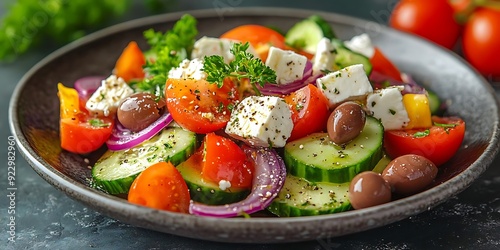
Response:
[56,14,465,218]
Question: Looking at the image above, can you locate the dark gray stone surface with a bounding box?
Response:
[2,0,500,249]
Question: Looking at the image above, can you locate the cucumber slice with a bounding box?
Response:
[332,38,373,75]
[92,127,197,194]
[372,153,392,174]
[284,116,383,183]
[285,15,336,54]
[427,90,443,115]
[177,153,250,205]
[267,174,351,217]
[308,15,336,39]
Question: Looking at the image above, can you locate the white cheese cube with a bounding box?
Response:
[366,87,410,130]
[265,46,307,84]
[85,75,134,117]
[316,64,373,108]
[225,96,293,147]
[344,33,375,58]
[312,37,336,76]
[191,36,258,63]
[168,58,207,80]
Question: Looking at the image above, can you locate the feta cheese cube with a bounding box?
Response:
[316,64,373,108]
[168,58,207,80]
[344,33,375,58]
[219,180,231,191]
[191,36,258,63]
[366,87,410,130]
[312,37,336,76]
[265,47,308,84]
[85,75,134,117]
[225,96,293,147]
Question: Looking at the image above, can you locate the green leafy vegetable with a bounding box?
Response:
[0,0,130,61]
[433,122,457,128]
[0,0,178,61]
[88,118,111,128]
[131,14,198,97]
[413,129,430,138]
[203,42,276,95]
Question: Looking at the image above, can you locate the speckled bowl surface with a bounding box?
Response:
[9,8,500,243]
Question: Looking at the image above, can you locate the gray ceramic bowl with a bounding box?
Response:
[9,8,500,243]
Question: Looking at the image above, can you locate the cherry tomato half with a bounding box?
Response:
[128,162,190,213]
[384,116,465,166]
[202,133,253,188]
[283,84,330,141]
[58,83,113,154]
[389,0,462,49]
[370,47,403,82]
[165,78,239,134]
[220,24,287,62]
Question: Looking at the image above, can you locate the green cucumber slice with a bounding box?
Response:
[92,127,197,194]
[427,89,443,115]
[285,15,336,54]
[372,153,392,174]
[267,174,351,217]
[331,38,373,75]
[284,116,383,183]
[307,15,336,39]
[177,155,250,205]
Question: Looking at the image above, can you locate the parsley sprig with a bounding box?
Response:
[131,14,198,97]
[203,42,276,94]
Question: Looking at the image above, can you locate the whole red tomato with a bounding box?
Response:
[390,0,462,49]
[462,7,500,78]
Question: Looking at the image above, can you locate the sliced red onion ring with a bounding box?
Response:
[189,146,287,218]
[369,71,426,95]
[106,112,173,151]
[259,60,313,95]
[74,76,105,100]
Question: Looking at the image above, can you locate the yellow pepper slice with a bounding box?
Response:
[403,93,432,129]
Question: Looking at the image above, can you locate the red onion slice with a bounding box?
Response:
[106,112,173,151]
[74,76,105,100]
[259,60,313,95]
[189,146,287,218]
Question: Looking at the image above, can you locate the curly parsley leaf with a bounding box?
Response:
[203,42,276,94]
[130,14,198,97]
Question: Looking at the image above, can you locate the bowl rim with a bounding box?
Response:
[8,7,500,243]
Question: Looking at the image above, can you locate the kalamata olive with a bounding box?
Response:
[348,171,392,210]
[382,154,438,195]
[327,101,366,144]
[117,93,165,132]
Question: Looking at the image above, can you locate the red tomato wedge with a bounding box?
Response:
[128,162,190,213]
[201,133,253,189]
[384,116,465,166]
[58,83,113,154]
[165,78,239,134]
[370,47,403,82]
[283,84,330,141]
[114,41,146,82]
[220,24,287,62]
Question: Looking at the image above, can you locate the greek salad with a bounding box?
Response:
[57,14,466,217]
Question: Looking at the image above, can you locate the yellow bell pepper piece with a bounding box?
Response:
[57,83,81,120]
[403,93,432,129]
